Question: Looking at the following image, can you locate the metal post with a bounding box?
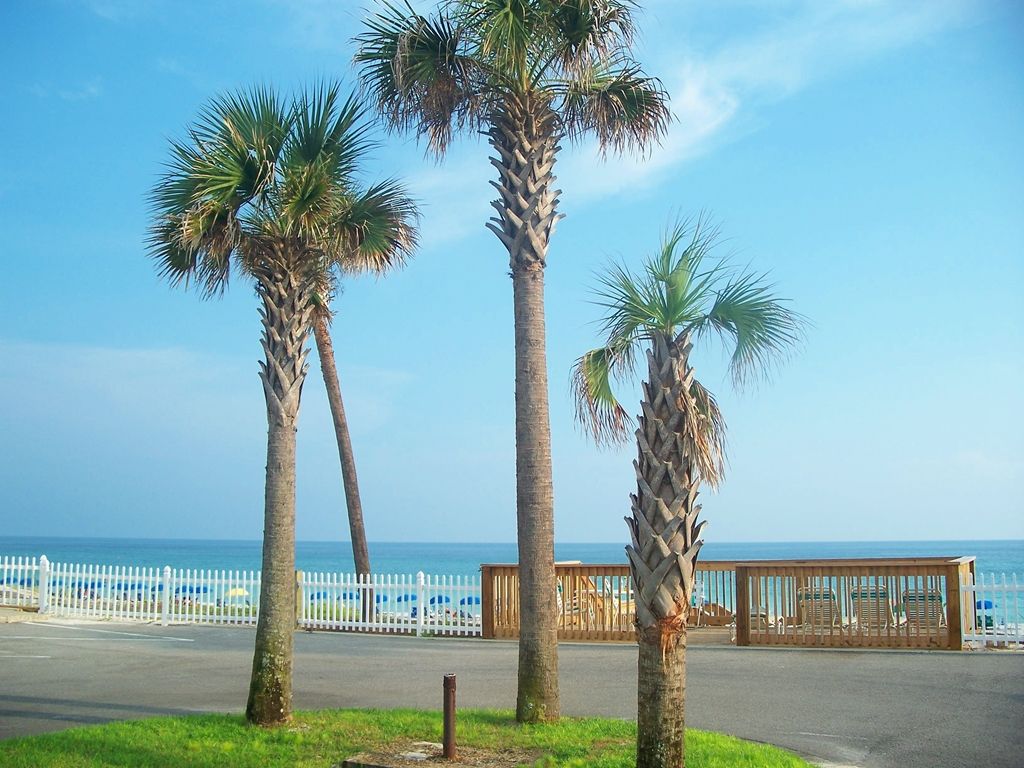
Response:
[442,673,456,759]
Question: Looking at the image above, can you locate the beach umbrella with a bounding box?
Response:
[429,595,451,605]
[342,591,361,600]
[309,591,330,601]
[396,593,418,602]
[375,594,389,604]
[976,599,994,610]
[226,587,249,598]
[459,596,481,606]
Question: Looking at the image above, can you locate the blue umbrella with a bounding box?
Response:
[976,599,994,610]
[396,593,418,602]
[309,591,330,601]
[342,591,361,600]
[175,585,209,595]
[459,596,481,606]
[375,594,389,604]
[429,595,451,605]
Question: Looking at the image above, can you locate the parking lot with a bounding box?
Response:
[1,619,1022,767]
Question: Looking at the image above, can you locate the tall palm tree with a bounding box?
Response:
[355,0,670,722]
[149,83,391,726]
[572,219,803,768]
[310,182,419,580]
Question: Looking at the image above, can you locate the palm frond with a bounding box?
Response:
[698,270,806,387]
[561,60,670,155]
[571,344,636,446]
[332,179,421,275]
[278,84,376,241]
[543,0,638,75]
[687,377,727,488]
[464,0,535,87]
[355,0,485,155]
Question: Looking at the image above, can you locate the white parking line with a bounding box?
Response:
[1,636,190,641]
[23,622,194,642]
[0,653,52,658]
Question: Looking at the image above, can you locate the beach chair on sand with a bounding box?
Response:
[902,589,946,633]
[850,586,900,632]
[797,586,842,630]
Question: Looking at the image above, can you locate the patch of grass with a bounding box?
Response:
[0,709,813,768]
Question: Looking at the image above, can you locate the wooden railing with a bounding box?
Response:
[480,561,737,642]
[734,557,975,650]
[481,557,976,649]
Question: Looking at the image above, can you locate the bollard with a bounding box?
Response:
[442,673,457,759]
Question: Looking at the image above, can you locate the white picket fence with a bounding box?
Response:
[1,555,481,637]
[298,571,482,636]
[0,556,39,608]
[961,572,1023,649]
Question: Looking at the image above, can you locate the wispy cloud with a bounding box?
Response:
[30,78,104,102]
[82,0,154,23]
[403,152,494,248]
[396,1,981,240]
[155,57,216,92]
[559,0,981,201]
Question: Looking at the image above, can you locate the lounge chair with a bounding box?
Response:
[850,585,900,632]
[797,586,842,630]
[902,589,946,632]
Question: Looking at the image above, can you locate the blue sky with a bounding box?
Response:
[0,0,1021,544]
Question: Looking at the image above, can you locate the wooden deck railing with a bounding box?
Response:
[481,557,976,649]
[480,561,737,642]
[734,557,975,650]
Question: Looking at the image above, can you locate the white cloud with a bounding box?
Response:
[403,152,494,248]
[30,78,104,102]
[558,0,979,202]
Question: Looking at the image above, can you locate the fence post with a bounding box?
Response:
[416,571,426,637]
[161,566,172,626]
[480,566,494,639]
[38,555,50,614]
[945,563,964,651]
[295,570,304,628]
[735,565,750,646]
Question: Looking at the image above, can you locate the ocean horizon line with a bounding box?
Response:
[3,534,1022,546]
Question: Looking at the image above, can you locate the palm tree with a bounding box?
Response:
[572,219,804,768]
[355,0,670,722]
[310,182,419,580]
[149,83,393,726]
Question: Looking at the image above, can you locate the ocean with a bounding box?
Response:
[0,536,1021,577]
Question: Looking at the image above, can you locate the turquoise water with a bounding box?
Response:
[1,536,1021,577]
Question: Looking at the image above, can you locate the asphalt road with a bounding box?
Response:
[1,620,1022,767]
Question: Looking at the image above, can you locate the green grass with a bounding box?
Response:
[0,709,812,768]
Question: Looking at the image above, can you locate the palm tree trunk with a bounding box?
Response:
[486,95,563,723]
[312,311,372,578]
[627,331,706,767]
[637,626,687,768]
[246,261,314,726]
[511,264,559,722]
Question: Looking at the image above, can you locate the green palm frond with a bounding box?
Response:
[332,178,421,275]
[561,61,670,154]
[699,270,806,387]
[461,0,535,87]
[355,0,668,158]
[571,343,636,446]
[355,0,485,154]
[149,83,419,299]
[573,216,805,465]
[543,0,637,75]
